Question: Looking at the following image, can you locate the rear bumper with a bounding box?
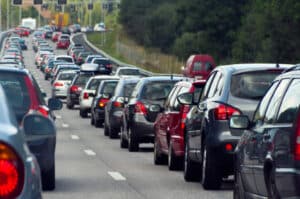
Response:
[132,114,155,143]
[275,168,300,197]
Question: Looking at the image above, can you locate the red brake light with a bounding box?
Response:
[83,92,89,99]
[135,101,147,115]
[54,82,63,87]
[294,115,300,161]
[214,104,241,120]
[113,101,122,108]
[225,143,233,151]
[38,105,49,117]
[180,105,190,129]
[0,142,24,198]
[98,98,109,108]
[70,85,79,93]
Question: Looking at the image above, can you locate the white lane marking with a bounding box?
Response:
[84,149,96,156]
[108,172,126,181]
[62,123,69,128]
[71,135,80,140]
[56,115,62,119]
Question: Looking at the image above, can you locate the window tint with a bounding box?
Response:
[101,82,118,95]
[123,83,137,97]
[141,81,175,101]
[57,57,73,63]
[208,72,221,98]
[201,72,216,100]
[204,62,214,71]
[74,74,93,87]
[253,81,279,123]
[119,69,140,76]
[264,79,290,124]
[231,72,281,100]
[58,73,76,81]
[88,79,102,90]
[193,61,202,72]
[276,79,300,123]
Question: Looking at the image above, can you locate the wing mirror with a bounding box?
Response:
[229,115,250,129]
[48,98,63,110]
[23,114,55,135]
[149,104,164,112]
[177,92,196,105]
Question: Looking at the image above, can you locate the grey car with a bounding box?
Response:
[0,85,42,199]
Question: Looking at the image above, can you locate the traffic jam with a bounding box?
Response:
[0,22,300,199]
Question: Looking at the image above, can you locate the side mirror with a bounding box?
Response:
[177,92,194,105]
[23,114,55,135]
[149,104,163,112]
[48,98,63,110]
[229,115,250,129]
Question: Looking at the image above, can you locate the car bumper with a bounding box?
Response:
[132,114,155,143]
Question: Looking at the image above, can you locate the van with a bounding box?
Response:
[181,54,215,79]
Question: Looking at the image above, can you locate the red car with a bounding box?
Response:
[52,32,61,42]
[182,54,216,80]
[56,38,70,49]
[154,79,206,170]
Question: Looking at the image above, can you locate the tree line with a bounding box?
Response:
[119,0,300,64]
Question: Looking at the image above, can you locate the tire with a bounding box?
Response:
[66,101,74,109]
[80,109,88,118]
[154,137,167,165]
[128,128,139,152]
[45,76,48,80]
[234,168,245,199]
[168,141,183,170]
[201,146,222,190]
[109,127,119,139]
[267,170,280,199]
[120,129,128,148]
[183,140,201,181]
[42,165,55,191]
[104,122,109,136]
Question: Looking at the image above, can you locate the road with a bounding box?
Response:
[22,36,233,199]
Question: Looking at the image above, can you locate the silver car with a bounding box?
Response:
[52,70,79,98]
[0,86,42,199]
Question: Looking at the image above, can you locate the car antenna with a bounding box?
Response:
[171,74,173,80]
[276,63,280,68]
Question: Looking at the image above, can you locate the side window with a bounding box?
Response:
[276,79,300,123]
[264,79,290,124]
[172,86,189,111]
[253,81,279,123]
[201,72,216,100]
[208,72,221,98]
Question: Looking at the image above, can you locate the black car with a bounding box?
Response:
[231,66,300,199]
[121,76,182,152]
[91,58,113,75]
[104,78,139,139]
[90,79,119,129]
[180,63,292,189]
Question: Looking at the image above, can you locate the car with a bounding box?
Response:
[50,64,80,83]
[0,85,43,199]
[44,60,68,80]
[85,54,103,63]
[67,43,84,55]
[0,66,63,190]
[231,65,300,199]
[52,31,61,42]
[54,55,74,63]
[104,78,140,139]
[52,70,79,99]
[180,63,293,189]
[90,57,113,74]
[181,54,215,80]
[56,34,70,49]
[94,22,106,32]
[121,76,183,152]
[76,51,92,65]
[79,75,119,118]
[153,79,206,170]
[113,67,143,77]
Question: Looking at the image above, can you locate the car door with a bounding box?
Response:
[238,81,280,194]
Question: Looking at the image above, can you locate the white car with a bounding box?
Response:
[94,22,106,32]
[79,75,119,118]
[54,55,74,63]
[113,66,142,77]
[52,70,79,99]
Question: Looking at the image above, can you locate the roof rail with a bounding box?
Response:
[282,64,300,73]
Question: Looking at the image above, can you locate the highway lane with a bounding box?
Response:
[22,36,233,199]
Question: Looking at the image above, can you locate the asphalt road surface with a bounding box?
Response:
[22,35,233,199]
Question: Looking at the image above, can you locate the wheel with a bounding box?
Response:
[168,141,183,170]
[201,146,222,190]
[66,101,74,109]
[104,122,109,136]
[109,127,119,139]
[79,109,88,118]
[42,165,55,191]
[154,137,167,165]
[128,128,139,152]
[183,140,201,181]
[234,168,245,199]
[120,128,128,148]
[267,170,280,199]
[45,76,48,80]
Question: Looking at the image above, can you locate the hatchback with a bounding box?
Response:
[181,63,292,189]
[52,70,79,99]
[154,79,206,170]
[121,76,182,152]
[231,66,300,198]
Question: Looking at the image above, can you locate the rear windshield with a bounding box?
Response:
[141,81,175,100]
[231,72,280,100]
[100,82,118,95]
[87,79,103,90]
[93,59,110,65]
[58,73,76,81]
[56,57,73,63]
[74,74,93,86]
[119,69,140,76]
[60,36,69,40]
[123,83,137,97]
[193,61,214,72]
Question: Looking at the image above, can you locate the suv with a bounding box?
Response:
[181,63,293,189]
[121,76,182,152]
[153,79,206,170]
[231,66,300,198]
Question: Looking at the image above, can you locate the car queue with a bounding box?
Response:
[1,25,300,199]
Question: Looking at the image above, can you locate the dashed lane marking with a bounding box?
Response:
[84,149,96,156]
[108,172,126,181]
[56,115,62,119]
[71,135,80,140]
[62,123,69,128]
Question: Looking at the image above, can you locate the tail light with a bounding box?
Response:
[53,82,63,87]
[135,101,147,115]
[0,142,24,198]
[98,98,109,108]
[180,105,190,129]
[45,68,50,73]
[294,115,300,160]
[83,92,89,99]
[213,104,241,120]
[106,64,113,69]
[70,85,79,93]
[225,143,233,151]
[113,97,124,108]
[37,105,49,117]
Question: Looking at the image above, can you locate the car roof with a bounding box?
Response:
[91,75,120,80]
[275,69,300,80]
[0,66,28,73]
[140,75,183,82]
